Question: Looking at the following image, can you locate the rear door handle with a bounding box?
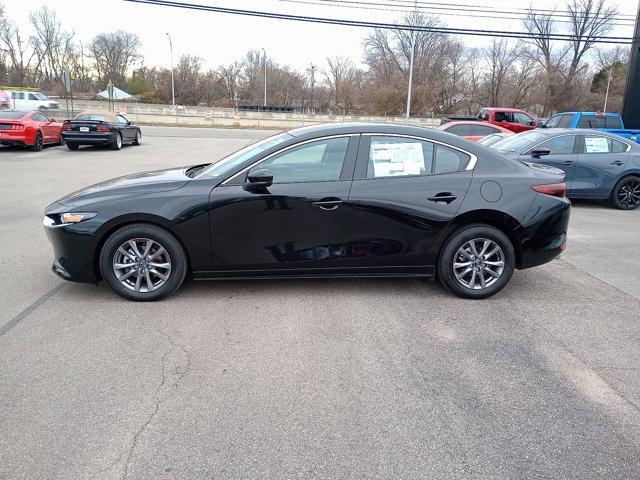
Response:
[563,161,574,166]
[427,193,458,204]
[312,198,343,211]
[612,160,624,165]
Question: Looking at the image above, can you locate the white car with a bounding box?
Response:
[7,90,59,111]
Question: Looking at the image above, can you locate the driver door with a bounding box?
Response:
[208,135,359,274]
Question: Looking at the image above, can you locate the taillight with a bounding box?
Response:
[61,123,71,131]
[531,182,566,198]
[96,124,110,132]
[11,124,24,131]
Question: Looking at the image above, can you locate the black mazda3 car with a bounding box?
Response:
[44,123,570,301]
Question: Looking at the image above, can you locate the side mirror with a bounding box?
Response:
[49,118,56,123]
[531,148,551,158]
[246,168,273,188]
[529,121,536,126]
[127,120,133,125]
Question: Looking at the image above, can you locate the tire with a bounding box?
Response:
[611,176,640,210]
[30,132,43,151]
[99,224,188,301]
[66,142,79,151]
[438,224,515,300]
[133,130,142,146]
[110,132,122,150]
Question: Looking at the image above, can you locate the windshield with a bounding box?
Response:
[197,132,292,179]
[492,131,548,152]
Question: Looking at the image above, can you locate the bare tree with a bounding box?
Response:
[0,7,35,86]
[89,30,141,88]
[29,6,74,88]
[323,55,356,112]
[483,39,521,107]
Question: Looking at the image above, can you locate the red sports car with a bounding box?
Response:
[0,110,62,151]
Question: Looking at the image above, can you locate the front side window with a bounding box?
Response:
[249,136,349,183]
[538,135,576,155]
[545,115,561,128]
[513,112,533,125]
[558,114,574,128]
[116,115,129,125]
[493,111,512,123]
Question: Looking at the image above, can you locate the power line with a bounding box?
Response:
[124,0,635,44]
[284,0,636,27]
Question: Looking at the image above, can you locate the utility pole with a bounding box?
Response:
[405,0,418,120]
[308,63,316,113]
[261,48,267,108]
[622,2,640,128]
[166,33,177,123]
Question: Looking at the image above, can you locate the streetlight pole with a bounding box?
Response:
[261,48,267,108]
[405,0,418,120]
[603,68,612,114]
[166,32,176,123]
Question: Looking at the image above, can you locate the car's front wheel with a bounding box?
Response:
[438,224,515,299]
[611,176,640,210]
[100,224,187,301]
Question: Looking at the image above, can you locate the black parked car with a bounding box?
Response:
[61,111,142,151]
[491,128,640,209]
[44,123,570,301]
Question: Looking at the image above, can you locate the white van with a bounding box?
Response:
[8,90,59,110]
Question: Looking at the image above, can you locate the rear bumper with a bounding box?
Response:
[62,132,114,145]
[518,195,571,269]
[44,218,101,284]
[0,131,34,146]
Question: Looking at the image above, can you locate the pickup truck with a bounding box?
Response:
[440,107,538,133]
[542,112,640,143]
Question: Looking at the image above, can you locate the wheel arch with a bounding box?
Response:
[437,209,524,268]
[93,214,193,279]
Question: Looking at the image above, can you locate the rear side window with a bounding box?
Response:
[558,114,574,128]
[582,136,628,154]
[578,115,606,129]
[445,124,473,136]
[537,135,576,154]
[472,125,499,136]
[368,137,434,178]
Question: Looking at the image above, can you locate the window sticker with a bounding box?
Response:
[584,136,609,153]
[370,142,424,177]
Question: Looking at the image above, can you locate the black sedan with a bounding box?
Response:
[491,128,640,209]
[61,111,142,151]
[44,123,570,301]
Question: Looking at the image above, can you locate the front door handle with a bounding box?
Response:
[312,198,343,211]
[563,160,574,166]
[611,160,624,166]
[427,193,458,204]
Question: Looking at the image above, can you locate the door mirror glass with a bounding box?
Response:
[531,148,551,157]
[246,168,273,187]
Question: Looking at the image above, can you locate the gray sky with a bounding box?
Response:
[4,0,639,71]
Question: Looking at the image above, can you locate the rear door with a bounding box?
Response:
[520,134,579,189]
[341,134,474,272]
[573,134,631,198]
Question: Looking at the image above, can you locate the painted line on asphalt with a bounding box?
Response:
[0,283,65,337]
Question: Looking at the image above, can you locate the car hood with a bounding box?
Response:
[57,167,191,207]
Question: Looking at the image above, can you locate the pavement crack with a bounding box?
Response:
[119,323,192,479]
[0,283,65,337]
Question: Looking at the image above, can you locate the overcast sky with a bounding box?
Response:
[4,0,639,72]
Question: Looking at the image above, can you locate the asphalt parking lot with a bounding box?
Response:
[1,126,639,479]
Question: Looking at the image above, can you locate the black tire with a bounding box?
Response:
[99,224,188,301]
[437,224,515,300]
[110,132,122,150]
[611,176,640,210]
[66,142,79,151]
[30,132,43,151]
[133,130,142,146]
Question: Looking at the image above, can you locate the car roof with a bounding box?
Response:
[442,121,513,133]
[518,128,637,144]
[554,112,620,117]
[75,111,120,122]
[482,107,529,113]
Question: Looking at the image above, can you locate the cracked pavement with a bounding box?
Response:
[1,127,639,479]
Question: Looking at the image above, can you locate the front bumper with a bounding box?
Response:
[62,132,115,145]
[44,216,101,283]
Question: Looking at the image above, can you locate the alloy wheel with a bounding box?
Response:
[112,238,172,292]
[452,238,505,290]
[116,134,122,149]
[136,131,141,144]
[617,179,640,209]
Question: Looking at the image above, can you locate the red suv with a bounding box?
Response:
[477,107,537,133]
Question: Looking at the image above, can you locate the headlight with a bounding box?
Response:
[60,212,97,224]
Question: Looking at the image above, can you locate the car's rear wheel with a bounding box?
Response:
[66,142,79,151]
[30,132,43,151]
[438,224,515,299]
[133,130,142,146]
[100,224,187,301]
[611,176,640,210]
[111,133,122,150]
